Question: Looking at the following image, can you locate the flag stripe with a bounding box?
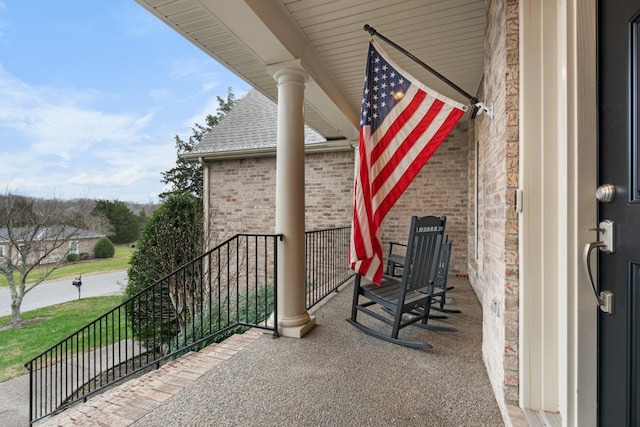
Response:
[372,97,444,200]
[370,88,428,162]
[374,104,464,221]
[376,108,464,222]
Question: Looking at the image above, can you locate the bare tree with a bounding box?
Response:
[0,193,90,326]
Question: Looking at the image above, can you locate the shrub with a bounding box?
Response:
[66,253,79,262]
[125,193,203,347]
[94,237,115,258]
[168,285,274,356]
[79,252,90,261]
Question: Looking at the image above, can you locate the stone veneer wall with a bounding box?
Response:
[468,0,520,415]
[205,122,469,275]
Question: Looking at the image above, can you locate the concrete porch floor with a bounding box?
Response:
[38,276,504,427]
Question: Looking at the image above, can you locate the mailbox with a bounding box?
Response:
[72,276,82,299]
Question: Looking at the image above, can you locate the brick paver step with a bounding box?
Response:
[36,329,264,427]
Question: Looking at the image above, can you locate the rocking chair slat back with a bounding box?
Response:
[401,217,446,295]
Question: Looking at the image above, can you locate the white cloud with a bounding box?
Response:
[0,2,6,38]
[0,66,174,202]
[202,81,221,92]
[169,58,211,80]
[149,88,171,99]
[29,106,152,161]
[169,58,237,97]
[69,163,145,186]
[119,4,165,38]
[182,88,249,132]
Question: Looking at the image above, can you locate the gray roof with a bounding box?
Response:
[0,226,103,243]
[191,90,326,155]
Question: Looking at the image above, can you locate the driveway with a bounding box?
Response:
[0,270,127,317]
[0,374,28,427]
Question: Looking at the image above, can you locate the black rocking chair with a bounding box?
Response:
[347,215,447,349]
[386,233,460,317]
[429,237,460,314]
[410,236,458,332]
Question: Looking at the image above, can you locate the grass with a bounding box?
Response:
[0,245,135,382]
[0,245,134,287]
[0,296,127,382]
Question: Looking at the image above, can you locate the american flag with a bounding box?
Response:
[349,40,466,284]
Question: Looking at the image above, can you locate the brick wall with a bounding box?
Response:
[468,0,520,413]
[383,121,469,274]
[304,151,354,230]
[78,237,101,258]
[207,156,277,240]
[205,122,469,275]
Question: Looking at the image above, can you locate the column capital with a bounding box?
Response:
[266,59,308,84]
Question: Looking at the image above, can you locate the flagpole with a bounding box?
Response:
[363,24,481,118]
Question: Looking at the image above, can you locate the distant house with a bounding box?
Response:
[182,89,469,273]
[0,226,104,266]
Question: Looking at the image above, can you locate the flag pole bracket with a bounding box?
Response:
[474,102,494,119]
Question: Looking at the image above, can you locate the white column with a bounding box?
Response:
[268,60,316,338]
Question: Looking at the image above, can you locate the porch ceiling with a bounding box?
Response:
[135,0,485,141]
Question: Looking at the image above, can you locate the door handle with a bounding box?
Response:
[582,220,615,314]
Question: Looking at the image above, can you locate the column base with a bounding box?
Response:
[268,313,317,338]
[278,315,316,338]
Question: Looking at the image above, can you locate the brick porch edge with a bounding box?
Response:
[37,329,265,427]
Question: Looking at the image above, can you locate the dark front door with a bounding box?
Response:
[598,1,640,424]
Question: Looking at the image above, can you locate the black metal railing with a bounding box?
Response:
[25,233,281,425]
[25,227,353,425]
[305,226,354,309]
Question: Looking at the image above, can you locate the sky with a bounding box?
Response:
[0,1,250,203]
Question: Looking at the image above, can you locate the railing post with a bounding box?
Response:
[272,235,281,338]
[26,362,33,425]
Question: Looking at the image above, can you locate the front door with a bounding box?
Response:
[598,1,640,424]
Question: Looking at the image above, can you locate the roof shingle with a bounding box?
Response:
[192,90,325,155]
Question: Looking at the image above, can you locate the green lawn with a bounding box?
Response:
[0,245,134,287]
[0,296,127,382]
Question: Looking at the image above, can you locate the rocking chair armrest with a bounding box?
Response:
[388,241,407,251]
[386,242,410,276]
[387,242,407,261]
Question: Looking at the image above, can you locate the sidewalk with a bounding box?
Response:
[0,374,30,427]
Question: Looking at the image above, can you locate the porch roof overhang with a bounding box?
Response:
[135,0,485,141]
